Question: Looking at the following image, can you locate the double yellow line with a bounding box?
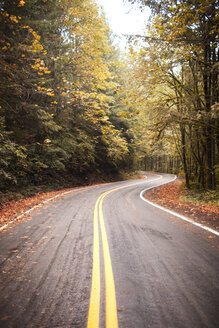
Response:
[87,188,119,328]
[87,174,163,328]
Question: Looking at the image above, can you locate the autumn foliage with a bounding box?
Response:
[0,0,134,196]
[127,0,219,190]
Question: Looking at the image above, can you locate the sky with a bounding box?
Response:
[96,0,150,48]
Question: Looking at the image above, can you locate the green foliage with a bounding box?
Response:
[0,117,27,187]
[0,0,136,193]
[107,134,129,165]
[127,0,218,189]
[180,187,219,206]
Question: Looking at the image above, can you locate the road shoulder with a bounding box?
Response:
[145,179,219,233]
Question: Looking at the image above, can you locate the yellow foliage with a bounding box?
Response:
[19,0,25,6]
[44,139,51,144]
[10,15,19,23]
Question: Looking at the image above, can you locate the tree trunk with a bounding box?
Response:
[181,124,190,188]
[202,9,217,189]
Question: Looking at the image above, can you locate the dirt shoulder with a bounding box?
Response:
[0,188,78,229]
[145,179,219,233]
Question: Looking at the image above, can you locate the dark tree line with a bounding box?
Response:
[0,0,136,195]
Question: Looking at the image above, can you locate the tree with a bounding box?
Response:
[127,0,219,189]
[0,0,133,193]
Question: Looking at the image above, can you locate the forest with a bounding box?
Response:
[0,0,218,199]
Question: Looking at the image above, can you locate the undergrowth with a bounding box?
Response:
[0,171,140,207]
[180,185,219,207]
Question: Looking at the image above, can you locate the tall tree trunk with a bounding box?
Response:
[180,124,190,188]
[202,7,217,189]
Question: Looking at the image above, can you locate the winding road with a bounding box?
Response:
[0,173,218,328]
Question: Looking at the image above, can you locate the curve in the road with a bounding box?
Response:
[88,172,219,327]
[140,175,219,237]
[0,172,218,328]
[87,174,163,328]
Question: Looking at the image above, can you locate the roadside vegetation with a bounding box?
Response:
[0,0,138,204]
[180,186,219,207]
[127,0,218,191]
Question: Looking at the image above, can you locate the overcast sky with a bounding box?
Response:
[96,0,150,48]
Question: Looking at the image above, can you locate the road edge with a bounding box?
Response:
[140,175,219,237]
[0,185,101,232]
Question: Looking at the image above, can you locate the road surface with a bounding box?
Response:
[0,173,218,328]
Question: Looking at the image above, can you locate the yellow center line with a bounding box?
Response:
[87,197,101,328]
[87,173,162,328]
[99,191,118,328]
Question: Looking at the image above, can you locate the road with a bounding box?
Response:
[0,173,218,328]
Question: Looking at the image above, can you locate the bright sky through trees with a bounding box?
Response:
[96,0,150,48]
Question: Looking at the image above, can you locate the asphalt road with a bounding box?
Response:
[0,173,218,328]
